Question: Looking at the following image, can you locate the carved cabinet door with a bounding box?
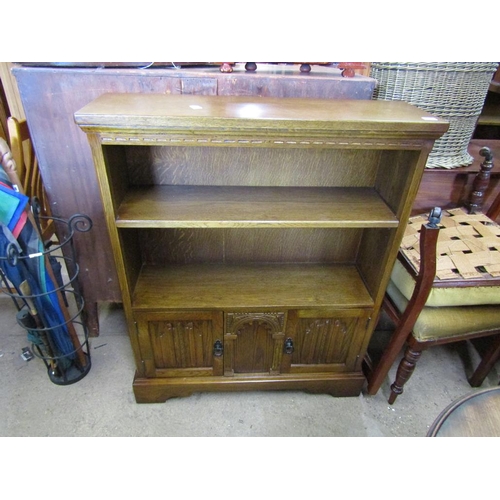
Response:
[281,309,372,373]
[223,312,286,376]
[134,311,224,378]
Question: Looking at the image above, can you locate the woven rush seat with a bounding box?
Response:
[391,208,500,307]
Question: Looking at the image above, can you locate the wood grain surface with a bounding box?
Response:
[116,185,398,228]
[75,93,449,138]
[132,263,374,311]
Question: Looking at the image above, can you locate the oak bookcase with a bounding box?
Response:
[75,93,447,403]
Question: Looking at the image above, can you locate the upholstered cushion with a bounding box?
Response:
[391,258,500,307]
[386,280,500,342]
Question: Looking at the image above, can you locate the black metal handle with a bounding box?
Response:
[213,340,223,357]
[284,338,294,355]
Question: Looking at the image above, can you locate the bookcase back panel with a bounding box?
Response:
[122,146,382,187]
[136,228,362,265]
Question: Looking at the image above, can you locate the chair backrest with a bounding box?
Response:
[6,117,54,239]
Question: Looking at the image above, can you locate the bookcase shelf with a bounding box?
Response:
[75,93,448,403]
[131,263,374,311]
[116,185,399,228]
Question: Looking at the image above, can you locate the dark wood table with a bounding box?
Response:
[427,386,500,436]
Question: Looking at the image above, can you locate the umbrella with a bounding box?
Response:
[0,137,89,383]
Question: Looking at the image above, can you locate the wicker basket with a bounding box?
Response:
[370,62,499,169]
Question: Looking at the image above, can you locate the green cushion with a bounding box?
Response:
[391,258,500,307]
[386,280,500,342]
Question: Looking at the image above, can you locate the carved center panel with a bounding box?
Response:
[224,312,286,375]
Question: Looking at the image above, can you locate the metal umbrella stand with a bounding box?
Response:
[1,139,93,385]
[1,204,93,385]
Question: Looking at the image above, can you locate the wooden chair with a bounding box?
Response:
[366,146,500,404]
[6,116,54,240]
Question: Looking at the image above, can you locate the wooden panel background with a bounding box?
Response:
[123,146,382,187]
[137,228,363,265]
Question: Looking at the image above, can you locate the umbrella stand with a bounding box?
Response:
[0,209,93,385]
[1,137,92,384]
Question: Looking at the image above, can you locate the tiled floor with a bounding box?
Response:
[1,295,499,437]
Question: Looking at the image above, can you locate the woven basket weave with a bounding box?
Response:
[370,62,499,169]
[400,208,500,281]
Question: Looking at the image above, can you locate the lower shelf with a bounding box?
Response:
[132,263,374,311]
[132,371,366,403]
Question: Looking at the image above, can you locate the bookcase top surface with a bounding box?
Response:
[74,93,449,137]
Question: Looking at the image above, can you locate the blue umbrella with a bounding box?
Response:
[1,138,88,380]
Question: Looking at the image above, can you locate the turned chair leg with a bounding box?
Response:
[388,343,424,404]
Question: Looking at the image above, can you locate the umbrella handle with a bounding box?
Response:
[0,137,24,193]
[19,280,60,376]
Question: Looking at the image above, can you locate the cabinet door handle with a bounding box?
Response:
[284,338,294,354]
[213,340,224,357]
